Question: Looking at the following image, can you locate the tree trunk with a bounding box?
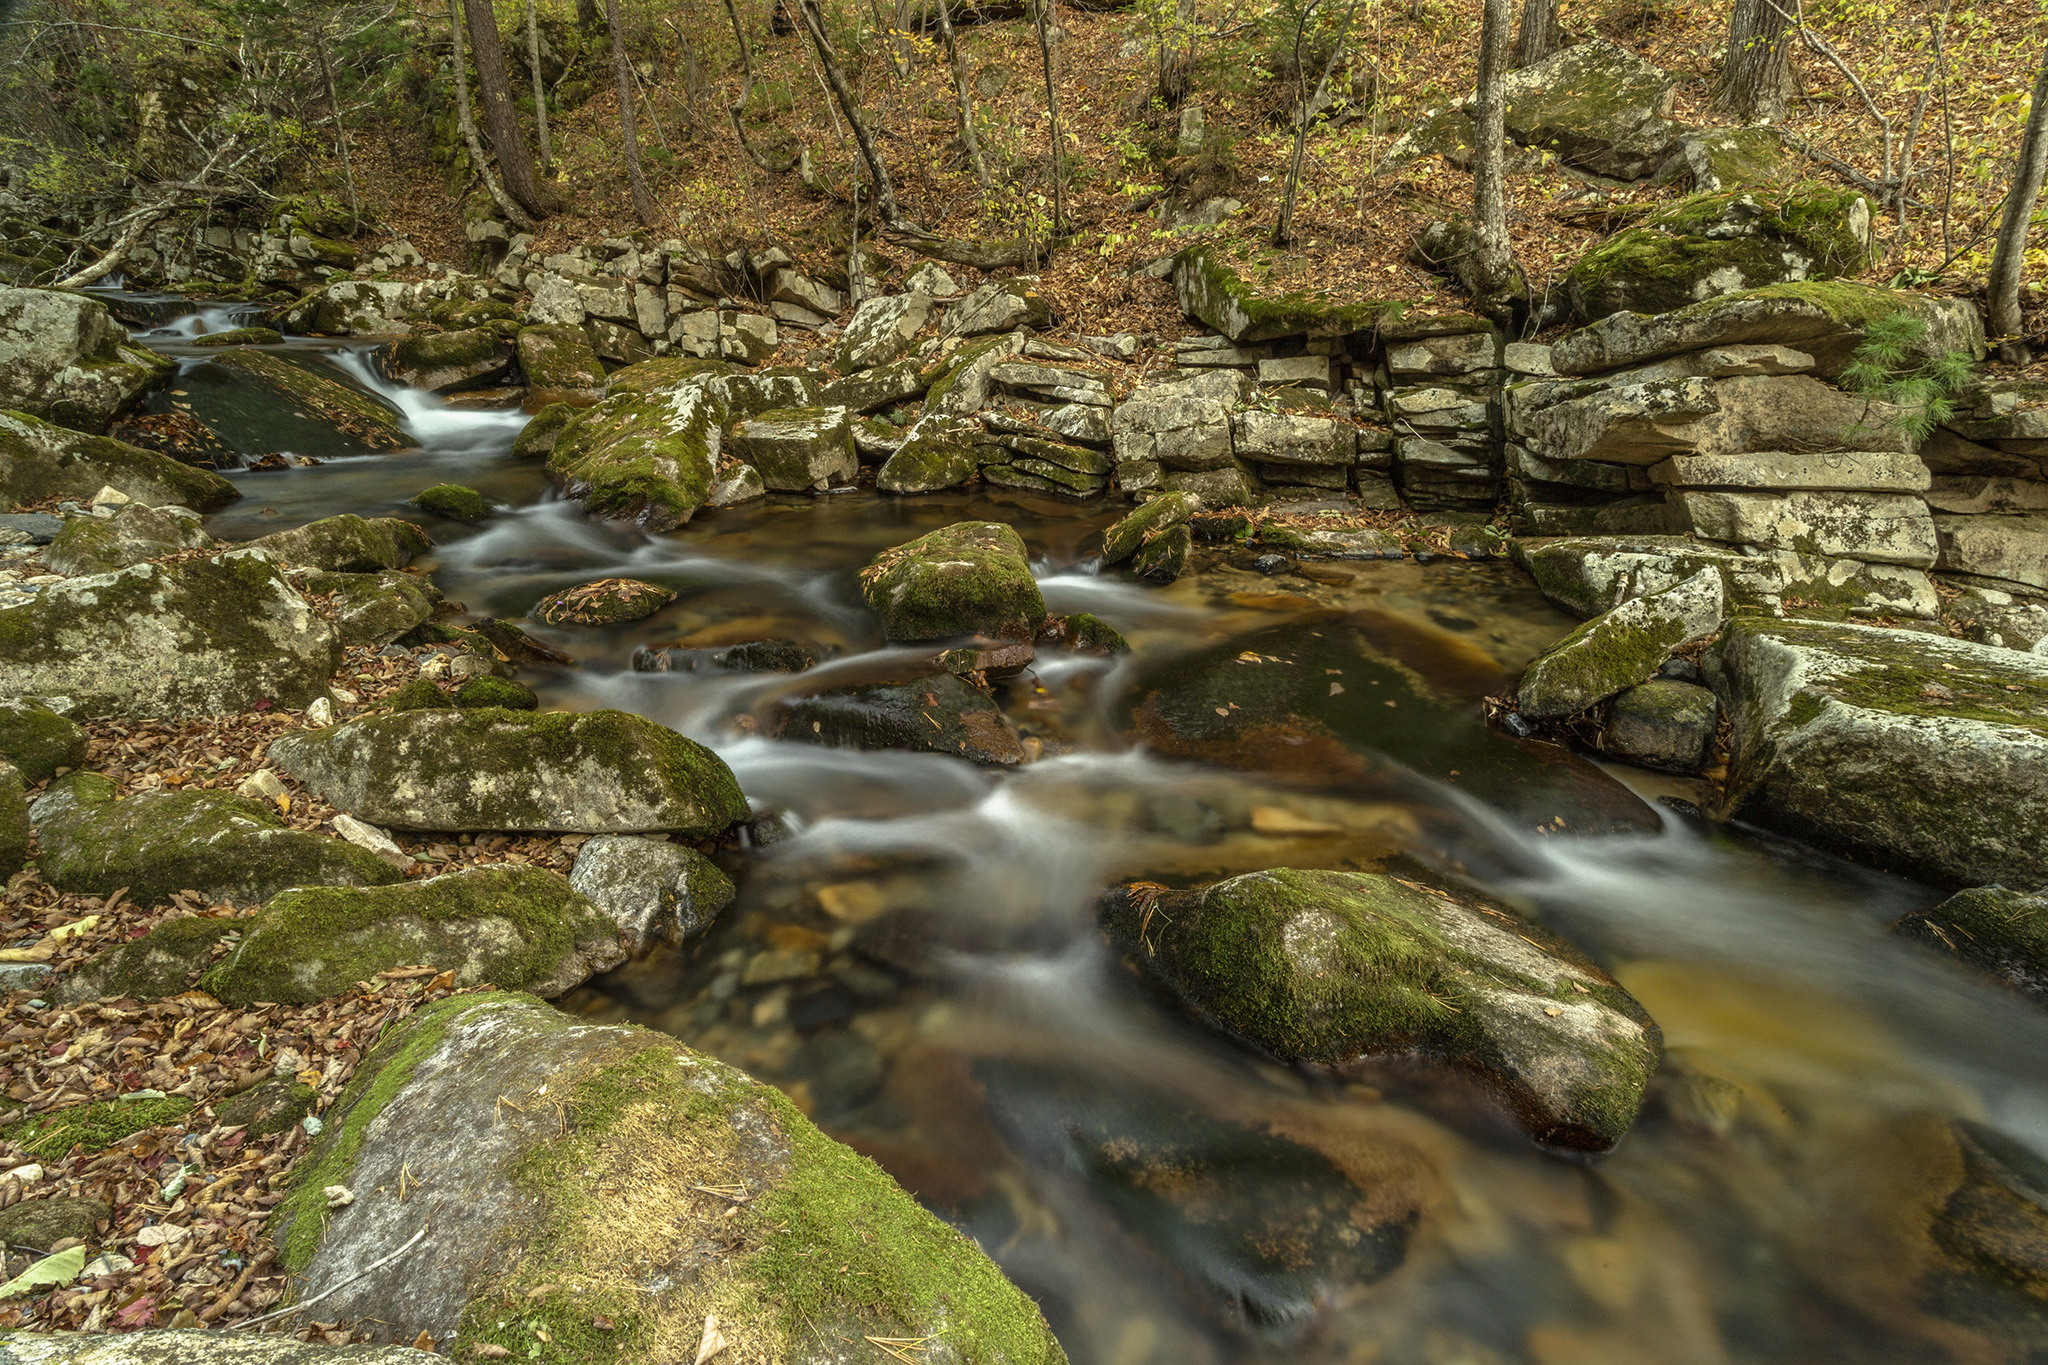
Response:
[1275,0,1359,247]
[463,0,552,217]
[1469,0,1527,325]
[1989,45,2048,364]
[527,0,554,171]
[576,0,601,31]
[312,19,362,226]
[935,0,990,188]
[449,0,536,230]
[1714,0,1794,122]
[795,0,907,226]
[55,203,172,289]
[603,0,659,226]
[1032,0,1065,233]
[1509,0,1559,68]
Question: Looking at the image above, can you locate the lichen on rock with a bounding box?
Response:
[860,521,1048,643]
[0,409,238,513]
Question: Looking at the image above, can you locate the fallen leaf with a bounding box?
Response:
[694,1312,729,1365]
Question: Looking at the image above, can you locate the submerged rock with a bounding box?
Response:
[410,483,488,524]
[568,834,737,951]
[0,287,171,432]
[1516,567,1723,719]
[0,410,238,512]
[772,673,1026,765]
[531,576,675,626]
[1600,679,1718,774]
[43,503,211,577]
[1709,617,2048,886]
[1897,886,2048,1003]
[1131,523,1193,582]
[189,325,284,348]
[206,348,411,451]
[269,993,1068,1358]
[0,698,86,783]
[861,521,1047,643]
[202,864,625,1005]
[633,638,817,674]
[269,707,748,835]
[0,550,340,719]
[30,772,404,905]
[1100,869,1663,1150]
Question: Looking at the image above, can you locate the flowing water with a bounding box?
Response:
[116,297,2048,1364]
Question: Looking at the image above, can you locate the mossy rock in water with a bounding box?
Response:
[0,1195,112,1251]
[875,419,978,494]
[1599,679,1717,774]
[0,550,340,720]
[568,834,737,951]
[532,576,675,626]
[302,568,443,646]
[31,772,404,905]
[1709,616,2048,887]
[1516,567,1723,720]
[248,513,429,573]
[1100,869,1663,1150]
[1561,184,1876,324]
[547,382,729,531]
[271,993,1069,1362]
[454,675,536,709]
[1897,886,2048,1004]
[201,864,625,1006]
[1101,491,1196,566]
[0,409,238,513]
[516,324,606,397]
[384,677,454,712]
[269,707,748,835]
[1065,613,1130,654]
[0,698,86,783]
[381,325,513,394]
[861,521,1047,643]
[56,913,238,1004]
[44,503,212,577]
[0,761,25,879]
[206,349,411,451]
[1131,523,1192,583]
[410,483,488,524]
[1173,244,1406,345]
[511,400,580,460]
[6,1096,194,1160]
[771,673,1025,765]
[190,326,284,348]
[216,1074,320,1136]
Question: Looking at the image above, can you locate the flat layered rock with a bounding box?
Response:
[0,411,237,513]
[1517,567,1723,719]
[1678,489,1939,566]
[1515,533,1939,621]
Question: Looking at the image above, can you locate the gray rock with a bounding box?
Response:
[946,278,1050,336]
[918,334,1024,419]
[1601,679,1717,774]
[301,569,443,646]
[1230,410,1352,467]
[310,280,414,334]
[1516,533,1940,621]
[1925,476,2048,515]
[548,380,728,531]
[1522,377,1720,464]
[0,411,237,513]
[1709,617,2048,886]
[719,310,778,364]
[1518,567,1724,719]
[835,292,932,371]
[270,707,748,835]
[44,504,211,577]
[1934,512,2048,591]
[1896,885,2048,1001]
[0,550,339,719]
[0,1331,436,1363]
[1650,449,1930,492]
[726,406,857,492]
[1257,355,1334,390]
[1679,489,1939,566]
[1162,462,1263,507]
[1943,583,2048,654]
[0,512,63,544]
[770,268,845,315]
[773,672,1026,765]
[246,514,428,574]
[875,417,980,494]
[989,361,1111,407]
[568,834,737,951]
[1111,370,1246,472]
[0,288,169,432]
[861,521,1046,642]
[818,357,926,413]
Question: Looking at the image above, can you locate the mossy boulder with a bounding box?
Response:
[0,287,171,433]
[861,521,1048,643]
[604,355,734,399]
[201,864,625,1005]
[54,914,238,1004]
[0,1195,111,1251]
[1065,612,1129,653]
[1101,490,1197,566]
[206,349,411,451]
[547,382,729,531]
[0,699,86,782]
[516,323,606,399]
[6,1096,194,1159]
[43,503,212,577]
[1897,886,2048,1003]
[1516,567,1724,719]
[410,483,488,524]
[190,326,284,348]
[1562,185,1876,323]
[1599,679,1717,774]
[384,677,453,711]
[453,675,537,709]
[727,405,857,492]
[302,568,443,646]
[270,993,1068,1360]
[1099,869,1662,1150]
[771,673,1026,765]
[875,419,979,493]
[380,325,514,393]
[819,356,927,413]
[0,550,340,719]
[1174,244,1405,344]
[568,834,736,952]
[510,400,579,461]
[1131,522,1193,582]
[31,772,404,905]
[0,761,24,879]
[268,707,748,835]
[1668,126,1790,192]
[834,291,933,372]
[0,409,238,512]
[1708,617,2048,887]
[248,513,429,573]
[532,576,675,626]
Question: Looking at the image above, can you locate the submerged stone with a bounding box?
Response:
[206,348,411,451]
[772,672,1026,765]
[31,772,404,905]
[1100,869,1662,1150]
[269,707,748,835]
[1897,886,2048,1004]
[202,864,626,1005]
[411,483,489,524]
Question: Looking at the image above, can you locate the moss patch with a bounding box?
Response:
[1174,244,1407,344]
[5,1097,195,1160]
[0,698,86,783]
[860,521,1047,643]
[411,483,488,524]
[547,385,728,532]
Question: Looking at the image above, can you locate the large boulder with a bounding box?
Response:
[547,381,728,530]
[1173,245,1403,345]
[874,418,980,493]
[516,323,607,400]
[1101,489,1198,565]
[0,698,86,782]
[0,550,340,719]
[380,324,515,393]
[1099,869,1662,1150]
[269,993,1069,1358]
[202,865,626,1005]
[269,707,748,835]
[43,503,211,576]
[0,410,238,512]
[568,834,736,952]
[1708,616,2048,887]
[726,405,857,491]
[1896,885,2048,1003]
[1563,185,1876,323]
[0,287,170,432]
[205,349,411,451]
[861,521,1047,643]
[835,291,932,371]
[246,513,429,573]
[1517,567,1724,719]
[946,278,1051,336]
[31,772,403,905]
[309,278,414,334]
[1525,373,1916,465]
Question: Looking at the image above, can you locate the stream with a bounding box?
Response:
[103,292,2048,1365]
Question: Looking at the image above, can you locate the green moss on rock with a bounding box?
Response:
[517,325,606,395]
[1174,244,1407,344]
[248,513,429,573]
[207,349,411,451]
[5,1096,195,1160]
[1897,887,2048,1004]
[216,1074,320,1136]
[454,675,537,709]
[410,483,488,524]
[0,698,86,783]
[56,913,237,1003]
[531,577,675,626]
[384,677,453,712]
[302,568,443,646]
[1101,491,1198,566]
[190,326,284,348]
[0,761,25,880]
[511,401,580,460]
[0,409,238,513]
[547,383,728,532]
[861,521,1048,643]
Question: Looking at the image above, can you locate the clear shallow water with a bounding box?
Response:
[124,299,2048,1364]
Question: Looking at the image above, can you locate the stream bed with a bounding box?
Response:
[113,295,2048,1365]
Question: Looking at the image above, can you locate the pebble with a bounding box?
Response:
[741,949,820,986]
[236,769,287,803]
[304,696,334,726]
